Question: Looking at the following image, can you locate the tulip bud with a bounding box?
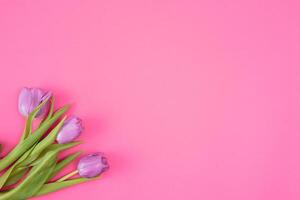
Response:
[18,87,52,117]
[77,153,109,178]
[56,116,84,144]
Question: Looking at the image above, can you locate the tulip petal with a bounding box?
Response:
[78,153,109,178]
[56,116,84,144]
[18,87,52,118]
[18,87,32,116]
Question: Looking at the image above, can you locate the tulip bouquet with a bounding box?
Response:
[0,88,109,199]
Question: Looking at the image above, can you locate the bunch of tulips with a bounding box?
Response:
[0,87,109,199]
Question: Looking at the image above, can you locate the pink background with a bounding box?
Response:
[0,0,299,199]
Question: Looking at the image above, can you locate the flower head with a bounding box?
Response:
[77,153,109,178]
[56,116,84,144]
[18,87,52,117]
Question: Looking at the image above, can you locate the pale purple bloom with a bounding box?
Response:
[56,116,84,144]
[77,153,109,178]
[18,87,52,117]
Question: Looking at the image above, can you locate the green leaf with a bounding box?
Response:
[6,141,81,187]
[47,141,83,153]
[0,145,36,189]
[19,116,67,167]
[35,177,98,197]
[40,96,55,127]
[3,167,28,187]
[0,105,70,172]
[51,104,71,122]
[30,141,82,167]
[0,151,57,200]
[0,144,2,159]
[0,167,16,189]
[48,151,82,181]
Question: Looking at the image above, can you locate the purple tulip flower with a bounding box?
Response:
[56,116,84,144]
[18,87,52,117]
[77,153,109,178]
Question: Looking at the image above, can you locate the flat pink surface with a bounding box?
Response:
[0,0,299,199]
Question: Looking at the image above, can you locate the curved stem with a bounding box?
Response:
[20,117,30,141]
[57,170,79,182]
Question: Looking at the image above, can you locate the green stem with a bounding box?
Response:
[20,117,29,141]
[57,170,79,182]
